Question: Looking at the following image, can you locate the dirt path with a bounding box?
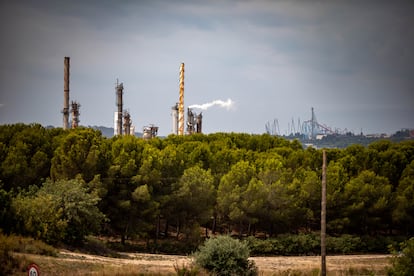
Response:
[53,251,391,275]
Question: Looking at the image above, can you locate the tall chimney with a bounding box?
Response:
[115,81,123,136]
[63,57,70,129]
[171,103,179,135]
[178,63,185,135]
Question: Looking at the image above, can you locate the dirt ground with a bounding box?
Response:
[17,251,391,275]
[47,251,390,275]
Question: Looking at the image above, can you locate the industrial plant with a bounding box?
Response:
[62,59,207,138]
[62,57,81,130]
[59,56,413,147]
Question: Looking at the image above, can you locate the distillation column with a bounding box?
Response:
[171,103,179,135]
[178,63,185,135]
[71,101,80,129]
[123,110,131,135]
[115,82,123,136]
[63,57,70,130]
[196,113,202,133]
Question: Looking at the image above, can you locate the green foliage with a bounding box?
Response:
[388,237,414,276]
[1,124,414,252]
[344,170,393,234]
[326,235,361,254]
[393,161,414,234]
[174,166,215,226]
[0,123,53,190]
[246,234,319,256]
[246,234,400,256]
[193,235,258,276]
[12,178,105,244]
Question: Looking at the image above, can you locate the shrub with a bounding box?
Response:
[193,235,258,276]
[0,233,54,275]
[277,233,319,255]
[0,233,57,256]
[326,235,361,254]
[173,261,200,276]
[388,237,414,276]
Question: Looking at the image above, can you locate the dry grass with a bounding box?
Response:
[252,255,391,275]
[10,251,391,276]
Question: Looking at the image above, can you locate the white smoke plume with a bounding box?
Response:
[189,99,234,111]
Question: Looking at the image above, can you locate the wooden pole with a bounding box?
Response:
[321,149,327,276]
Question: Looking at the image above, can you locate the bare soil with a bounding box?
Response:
[15,251,391,275]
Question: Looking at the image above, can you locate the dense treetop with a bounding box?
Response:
[1,123,413,246]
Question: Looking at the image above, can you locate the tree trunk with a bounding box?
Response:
[176,220,180,240]
[212,215,217,234]
[154,215,160,245]
[164,219,169,238]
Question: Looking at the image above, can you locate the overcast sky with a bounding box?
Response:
[1,0,413,136]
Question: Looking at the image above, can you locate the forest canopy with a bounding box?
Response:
[1,123,413,248]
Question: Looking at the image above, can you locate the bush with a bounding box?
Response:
[246,234,404,256]
[326,235,361,254]
[278,233,320,255]
[0,233,57,256]
[0,233,55,275]
[173,261,200,276]
[193,235,258,276]
[388,237,414,276]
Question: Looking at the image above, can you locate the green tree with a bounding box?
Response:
[393,160,414,235]
[40,178,105,243]
[388,237,414,276]
[172,166,215,239]
[326,161,349,234]
[12,178,105,244]
[344,170,393,234]
[217,161,256,234]
[50,128,107,182]
[239,178,267,235]
[290,168,321,230]
[103,137,161,244]
[1,124,52,190]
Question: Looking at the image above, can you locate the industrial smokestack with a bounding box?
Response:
[63,57,70,130]
[115,81,123,136]
[178,63,185,135]
[71,101,80,129]
[171,103,179,135]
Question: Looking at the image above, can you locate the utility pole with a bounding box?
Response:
[321,149,327,276]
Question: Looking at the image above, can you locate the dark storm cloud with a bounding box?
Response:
[0,0,413,134]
